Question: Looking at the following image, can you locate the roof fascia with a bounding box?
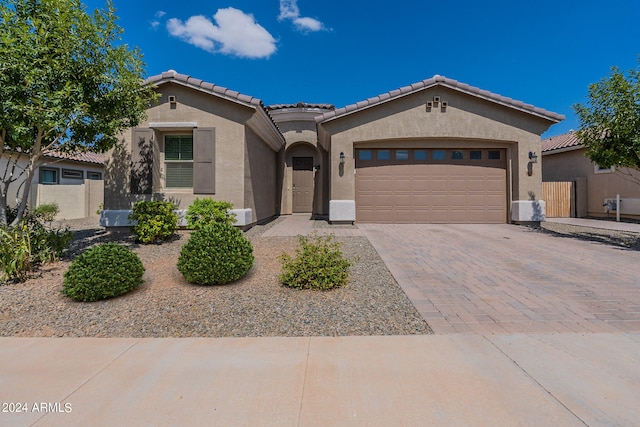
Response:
[317,79,565,125]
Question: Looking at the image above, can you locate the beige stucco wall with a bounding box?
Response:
[542,148,640,218]
[31,179,103,220]
[244,127,279,222]
[319,87,554,206]
[105,83,255,211]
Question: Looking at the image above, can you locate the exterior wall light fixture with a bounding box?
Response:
[528,151,538,163]
[339,152,345,164]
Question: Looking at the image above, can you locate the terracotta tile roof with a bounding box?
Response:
[145,70,284,140]
[267,102,335,111]
[316,75,565,124]
[145,70,264,107]
[541,131,583,153]
[44,150,104,165]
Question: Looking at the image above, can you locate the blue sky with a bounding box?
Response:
[84,0,640,137]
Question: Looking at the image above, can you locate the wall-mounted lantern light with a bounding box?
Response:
[528,151,538,163]
[339,152,345,164]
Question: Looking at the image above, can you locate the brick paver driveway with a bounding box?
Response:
[359,224,640,334]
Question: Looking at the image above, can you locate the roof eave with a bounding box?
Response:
[317,76,565,124]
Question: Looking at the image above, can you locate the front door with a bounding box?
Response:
[292,157,314,213]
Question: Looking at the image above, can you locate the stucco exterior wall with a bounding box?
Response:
[542,148,640,217]
[31,179,103,220]
[319,87,550,205]
[104,83,253,211]
[244,127,279,222]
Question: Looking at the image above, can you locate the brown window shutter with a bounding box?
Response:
[130,128,154,194]
[193,128,216,194]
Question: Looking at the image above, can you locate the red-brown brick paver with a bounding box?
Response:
[360,224,640,334]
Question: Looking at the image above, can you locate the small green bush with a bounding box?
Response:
[33,203,59,222]
[185,198,236,229]
[279,233,351,290]
[62,243,144,302]
[177,222,254,285]
[0,214,73,283]
[129,200,178,244]
[0,224,32,283]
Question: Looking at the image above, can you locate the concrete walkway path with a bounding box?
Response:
[262,214,363,237]
[2,334,639,426]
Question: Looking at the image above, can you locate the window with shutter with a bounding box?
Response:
[164,135,194,188]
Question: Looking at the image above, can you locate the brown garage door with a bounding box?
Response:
[355,148,507,223]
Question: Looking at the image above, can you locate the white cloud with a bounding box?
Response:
[151,11,166,30]
[278,0,325,32]
[167,8,277,59]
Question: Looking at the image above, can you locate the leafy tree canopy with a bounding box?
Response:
[0,0,157,226]
[574,58,640,170]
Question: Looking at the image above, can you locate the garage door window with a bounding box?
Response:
[396,150,409,160]
[414,150,427,161]
[451,150,464,160]
[488,150,501,160]
[358,150,373,160]
[433,150,445,161]
[470,150,482,160]
[377,150,390,160]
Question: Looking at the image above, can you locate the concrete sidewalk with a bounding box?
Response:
[1,334,639,426]
[545,217,640,234]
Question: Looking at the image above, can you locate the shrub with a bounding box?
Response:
[279,233,351,290]
[29,224,73,264]
[0,224,32,283]
[129,200,178,244]
[33,203,59,222]
[0,215,73,283]
[62,243,144,302]
[185,198,236,229]
[177,222,254,285]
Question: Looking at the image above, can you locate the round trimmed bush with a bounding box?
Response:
[62,243,144,302]
[177,222,254,285]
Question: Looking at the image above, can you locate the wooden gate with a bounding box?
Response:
[543,181,574,218]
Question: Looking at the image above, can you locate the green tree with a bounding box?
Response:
[0,0,156,226]
[574,59,640,182]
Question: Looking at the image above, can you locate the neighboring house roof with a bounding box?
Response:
[316,74,565,124]
[541,131,583,154]
[44,150,105,165]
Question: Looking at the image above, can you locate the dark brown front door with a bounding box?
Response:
[292,157,314,213]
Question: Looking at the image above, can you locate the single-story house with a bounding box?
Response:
[101,70,564,227]
[542,131,640,219]
[2,150,104,220]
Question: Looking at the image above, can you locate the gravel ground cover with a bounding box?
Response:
[0,217,430,337]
